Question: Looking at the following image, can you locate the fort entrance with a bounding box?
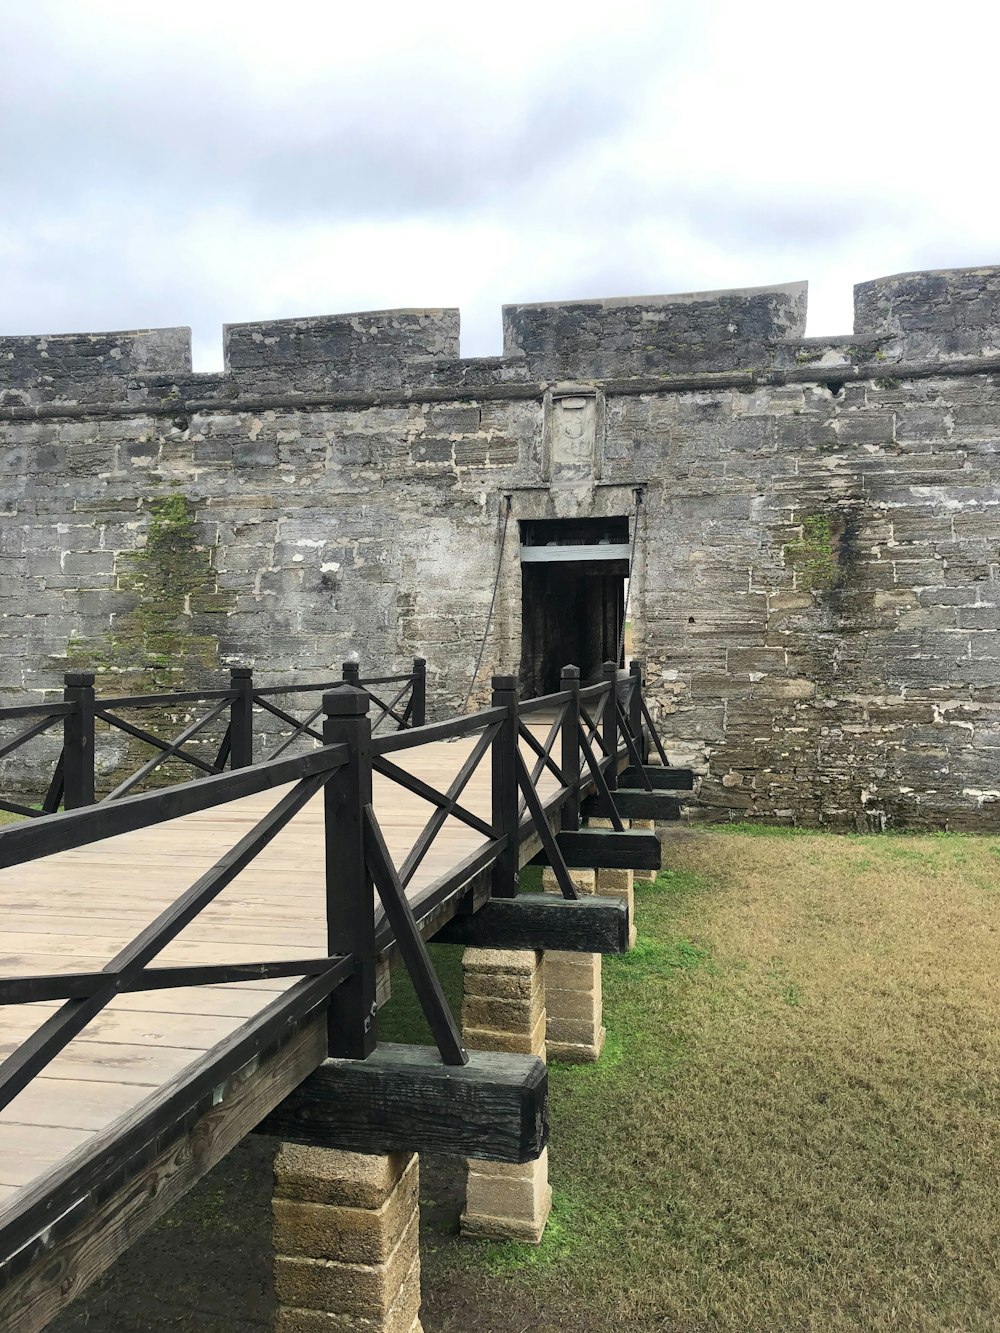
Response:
[518,517,630,696]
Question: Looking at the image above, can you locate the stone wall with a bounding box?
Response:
[3,266,1000,828]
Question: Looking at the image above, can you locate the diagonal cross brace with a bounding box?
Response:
[367,678,414,732]
[264,702,326,761]
[514,749,579,900]
[396,721,500,889]
[0,712,62,763]
[516,708,570,820]
[100,698,231,799]
[579,699,610,758]
[577,723,626,832]
[372,754,496,840]
[363,806,468,1066]
[253,694,326,745]
[614,700,653,790]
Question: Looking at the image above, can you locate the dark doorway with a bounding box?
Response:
[518,518,630,697]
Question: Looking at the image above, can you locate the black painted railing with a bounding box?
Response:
[0,658,427,815]
[0,658,672,1273]
[0,660,671,1187]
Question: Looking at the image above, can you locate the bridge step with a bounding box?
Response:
[433,892,630,953]
[619,765,695,791]
[258,1043,547,1164]
[531,829,661,871]
[582,790,681,821]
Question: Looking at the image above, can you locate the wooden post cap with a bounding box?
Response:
[323,685,370,716]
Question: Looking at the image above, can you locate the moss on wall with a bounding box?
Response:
[69,493,231,690]
[786,511,847,593]
[66,493,234,791]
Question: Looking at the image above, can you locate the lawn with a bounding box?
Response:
[49,825,1000,1332]
[382,827,1000,1331]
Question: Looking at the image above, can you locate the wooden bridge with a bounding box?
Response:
[0,660,686,1331]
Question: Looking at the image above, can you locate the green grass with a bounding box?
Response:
[396,830,1000,1332]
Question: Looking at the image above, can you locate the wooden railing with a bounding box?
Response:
[0,658,427,814]
[0,658,674,1284]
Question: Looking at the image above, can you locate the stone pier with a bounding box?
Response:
[596,867,637,946]
[541,866,606,1063]
[273,1144,422,1332]
[630,817,658,882]
[460,948,551,1243]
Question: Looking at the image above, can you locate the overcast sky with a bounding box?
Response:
[2,0,998,370]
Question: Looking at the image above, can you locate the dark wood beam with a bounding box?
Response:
[531,828,661,871]
[433,893,629,954]
[258,1043,547,1165]
[619,765,695,791]
[582,790,681,821]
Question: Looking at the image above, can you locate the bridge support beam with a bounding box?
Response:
[273,1144,422,1333]
[460,949,552,1244]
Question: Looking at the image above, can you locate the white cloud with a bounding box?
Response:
[1,0,998,367]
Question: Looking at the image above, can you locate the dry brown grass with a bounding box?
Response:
[634,829,1000,1331]
[425,829,1000,1332]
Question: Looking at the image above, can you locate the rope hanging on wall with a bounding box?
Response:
[616,488,644,669]
[462,494,513,714]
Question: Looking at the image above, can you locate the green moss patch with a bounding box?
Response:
[786,510,847,592]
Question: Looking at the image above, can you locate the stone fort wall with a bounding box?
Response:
[3,265,1000,828]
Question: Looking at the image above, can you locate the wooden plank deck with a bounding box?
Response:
[0,724,560,1219]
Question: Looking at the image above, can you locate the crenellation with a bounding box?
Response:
[0,327,192,407]
[502,282,808,379]
[223,308,461,394]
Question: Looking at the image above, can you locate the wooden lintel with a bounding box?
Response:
[258,1043,547,1164]
[582,790,681,821]
[433,892,629,954]
[619,765,695,791]
[531,828,661,871]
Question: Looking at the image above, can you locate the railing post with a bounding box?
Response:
[630,659,648,764]
[491,673,520,899]
[229,666,254,769]
[411,657,427,728]
[63,671,95,809]
[560,664,581,832]
[342,659,361,688]
[602,660,619,791]
[322,685,377,1061]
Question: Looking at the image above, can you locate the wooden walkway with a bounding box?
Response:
[0,726,559,1215]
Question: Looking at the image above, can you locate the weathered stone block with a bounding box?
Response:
[274,1210,418,1317]
[462,1011,547,1060]
[460,989,545,1033]
[460,968,539,1001]
[544,951,601,990]
[461,947,541,977]
[274,1255,421,1333]
[273,1158,418,1264]
[274,1145,412,1211]
[541,866,596,896]
[462,1151,551,1245]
